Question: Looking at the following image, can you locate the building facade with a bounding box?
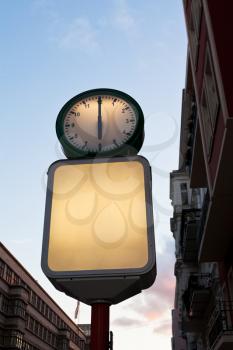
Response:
[171,1,233,349]
[0,243,90,350]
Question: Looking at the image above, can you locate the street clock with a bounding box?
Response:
[42,88,156,305]
[56,88,144,158]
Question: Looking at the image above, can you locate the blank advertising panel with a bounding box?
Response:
[41,156,156,304]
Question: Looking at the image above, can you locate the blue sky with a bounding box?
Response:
[0,1,187,348]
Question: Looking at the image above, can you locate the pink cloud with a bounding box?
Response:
[113,240,176,336]
[144,310,160,321]
[122,241,176,331]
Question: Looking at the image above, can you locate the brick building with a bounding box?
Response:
[0,242,90,349]
[171,1,233,349]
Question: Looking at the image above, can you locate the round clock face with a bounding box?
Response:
[56,89,144,158]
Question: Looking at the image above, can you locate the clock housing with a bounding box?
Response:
[56,88,144,158]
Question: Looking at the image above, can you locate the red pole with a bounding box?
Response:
[90,303,110,350]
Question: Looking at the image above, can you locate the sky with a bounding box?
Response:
[0,1,187,348]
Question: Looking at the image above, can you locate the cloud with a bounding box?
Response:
[113,316,144,328]
[153,319,172,335]
[122,240,175,332]
[112,259,175,332]
[57,17,100,53]
[113,0,136,31]
[112,0,141,40]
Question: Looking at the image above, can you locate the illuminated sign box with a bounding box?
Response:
[41,156,156,304]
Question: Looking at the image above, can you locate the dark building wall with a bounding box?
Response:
[184,0,233,192]
[182,0,233,263]
[171,1,233,348]
[207,0,233,116]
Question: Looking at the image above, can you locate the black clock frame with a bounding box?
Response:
[56,88,144,159]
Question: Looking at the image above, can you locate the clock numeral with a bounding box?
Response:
[126,119,129,124]
[69,111,80,117]
[82,101,90,108]
[112,98,117,106]
[122,107,130,113]
[82,141,88,149]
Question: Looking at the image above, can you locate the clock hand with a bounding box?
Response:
[97,96,102,140]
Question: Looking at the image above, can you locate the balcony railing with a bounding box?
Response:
[207,301,233,350]
[181,209,201,262]
[197,190,210,249]
[186,100,197,173]
[183,273,212,318]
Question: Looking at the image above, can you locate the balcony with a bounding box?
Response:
[181,209,201,262]
[197,190,209,246]
[182,273,212,332]
[1,330,23,349]
[207,301,233,350]
[179,88,207,188]
[199,186,233,262]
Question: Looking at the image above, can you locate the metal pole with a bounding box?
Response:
[90,303,110,350]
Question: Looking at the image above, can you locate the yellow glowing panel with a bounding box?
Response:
[48,161,148,271]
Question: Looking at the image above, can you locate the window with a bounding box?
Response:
[41,301,46,315]
[0,259,5,278]
[7,299,26,318]
[204,45,219,132]
[34,320,39,335]
[191,0,202,35]
[37,298,43,313]
[36,297,40,310]
[22,340,40,350]
[0,294,8,314]
[58,337,69,350]
[43,329,48,342]
[28,316,34,332]
[48,307,52,320]
[201,45,220,159]
[189,0,202,68]
[20,281,28,290]
[201,86,213,157]
[6,267,12,284]
[12,273,20,285]
[57,317,62,328]
[45,305,49,318]
[38,324,43,339]
[22,341,37,350]
[180,183,188,205]
[4,330,23,349]
[52,311,57,325]
[30,291,37,306]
